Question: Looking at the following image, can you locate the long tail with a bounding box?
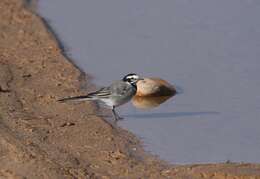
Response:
[57,95,93,103]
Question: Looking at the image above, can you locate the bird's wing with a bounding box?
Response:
[57,81,133,102]
[57,87,112,102]
[110,81,133,96]
[87,87,112,98]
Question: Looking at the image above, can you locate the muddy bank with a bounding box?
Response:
[0,0,260,178]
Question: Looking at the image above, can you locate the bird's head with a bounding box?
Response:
[122,73,143,84]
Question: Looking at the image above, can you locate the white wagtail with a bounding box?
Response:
[58,73,144,120]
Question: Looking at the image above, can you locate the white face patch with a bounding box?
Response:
[123,73,141,84]
[127,74,139,81]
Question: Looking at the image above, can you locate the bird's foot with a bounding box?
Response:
[115,116,124,121]
[112,108,124,121]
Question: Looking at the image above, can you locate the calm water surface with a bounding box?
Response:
[39,0,260,164]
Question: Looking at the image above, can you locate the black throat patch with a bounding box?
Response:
[130,83,137,91]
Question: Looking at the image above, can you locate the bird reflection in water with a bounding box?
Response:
[129,95,219,119]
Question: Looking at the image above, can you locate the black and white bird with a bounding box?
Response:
[58,73,144,120]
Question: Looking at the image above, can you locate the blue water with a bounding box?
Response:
[38,0,260,164]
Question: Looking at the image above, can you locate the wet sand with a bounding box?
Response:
[0,0,260,178]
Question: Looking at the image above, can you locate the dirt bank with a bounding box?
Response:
[0,0,260,178]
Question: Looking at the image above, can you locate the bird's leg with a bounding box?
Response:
[112,106,123,121]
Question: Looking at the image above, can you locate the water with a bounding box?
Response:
[38,0,260,164]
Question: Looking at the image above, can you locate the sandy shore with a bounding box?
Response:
[0,0,260,178]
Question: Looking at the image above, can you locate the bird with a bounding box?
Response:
[58,73,144,121]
